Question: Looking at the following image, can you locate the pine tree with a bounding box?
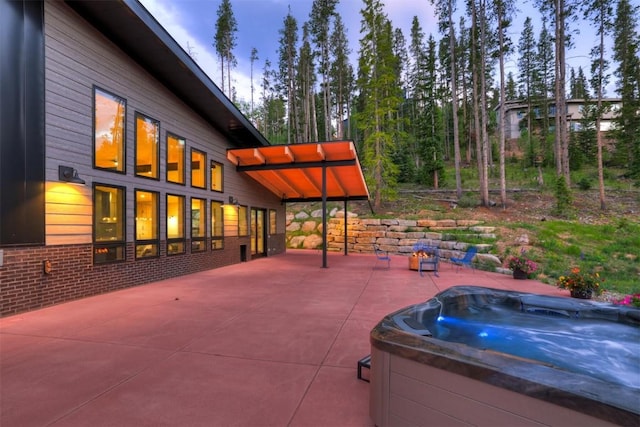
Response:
[213,0,237,96]
[535,20,555,168]
[466,0,491,207]
[583,0,613,209]
[505,72,517,100]
[356,0,401,208]
[430,0,463,199]
[493,0,516,208]
[407,16,426,180]
[310,0,339,140]
[329,15,354,139]
[250,48,258,121]
[569,67,589,99]
[518,17,537,165]
[297,23,317,142]
[612,0,640,178]
[277,9,299,144]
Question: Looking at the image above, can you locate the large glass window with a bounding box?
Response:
[191,149,206,188]
[167,194,185,255]
[135,113,159,179]
[238,205,248,236]
[191,197,207,252]
[135,190,159,258]
[250,208,265,256]
[211,160,223,192]
[93,184,125,263]
[94,87,125,172]
[211,200,224,249]
[167,133,185,184]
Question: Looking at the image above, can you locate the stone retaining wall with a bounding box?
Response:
[286,209,503,267]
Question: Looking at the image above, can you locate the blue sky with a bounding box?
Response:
[138,0,602,104]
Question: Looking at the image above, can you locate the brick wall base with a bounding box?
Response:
[0,236,285,317]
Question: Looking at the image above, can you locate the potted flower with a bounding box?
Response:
[556,267,603,299]
[507,254,538,279]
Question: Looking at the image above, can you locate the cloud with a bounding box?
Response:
[139,0,258,102]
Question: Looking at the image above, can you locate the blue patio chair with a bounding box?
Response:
[450,246,478,272]
[373,244,391,269]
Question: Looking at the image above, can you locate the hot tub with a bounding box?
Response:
[369,286,640,426]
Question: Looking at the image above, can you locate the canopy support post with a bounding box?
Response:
[343,199,348,256]
[322,163,328,268]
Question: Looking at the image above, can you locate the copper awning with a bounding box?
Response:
[226,140,369,203]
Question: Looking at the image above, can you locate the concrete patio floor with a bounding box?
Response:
[0,249,568,427]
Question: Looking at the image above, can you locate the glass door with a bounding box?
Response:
[250,208,266,257]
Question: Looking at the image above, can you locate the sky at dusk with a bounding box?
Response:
[138,0,603,104]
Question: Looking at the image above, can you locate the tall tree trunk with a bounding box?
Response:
[311,92,319,142]
[449,8,462,199]
[596,26,606,210]
[220,57,226,95]
[478,0,490,207]
[497,7,507,208]
[555,0,570,184]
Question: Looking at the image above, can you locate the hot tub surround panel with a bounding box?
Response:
[370,286,640,427]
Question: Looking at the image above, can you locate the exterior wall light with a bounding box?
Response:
[59,165,86,185]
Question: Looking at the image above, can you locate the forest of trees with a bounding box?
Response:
[213,0,640,210]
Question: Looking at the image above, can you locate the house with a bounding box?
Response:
[497,98,622,141]
[0,0,368,316]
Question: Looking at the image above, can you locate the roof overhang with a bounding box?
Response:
[227,141,370,203]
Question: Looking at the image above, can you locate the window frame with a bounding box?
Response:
[191,197,207,253]
[166,193,186,255]
[166,132,186,185]
[134,112,160,180]
[93,86,126,174]
[210,160,224,192]
[211,200,224,250]
[134,189,160,259]
[92,183,126,264]
[238,205,249,236]
[191,148,207,189]
[269,209,277,234]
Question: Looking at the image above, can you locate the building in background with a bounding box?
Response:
[497,98,622,141]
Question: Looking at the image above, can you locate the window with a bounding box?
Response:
[238,205,248,236]
[191,149,206,188]
[94,87,125,172]
[167,133,185,184]
[211,200,224,249]
[211,160,223,192]
[93,184,125,263]
[269,210,277,234]
[167,194,185,255]
[135,113,159,179]
[533,107,541,118]
[135,190,159,259]
[191,197,207,252]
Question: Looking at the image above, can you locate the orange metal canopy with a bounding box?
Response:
[227,140,370,203]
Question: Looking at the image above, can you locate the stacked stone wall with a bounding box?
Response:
[286,209,502,267]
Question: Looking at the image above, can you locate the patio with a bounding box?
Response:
[0,250,566,426]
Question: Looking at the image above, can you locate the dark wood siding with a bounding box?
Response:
[0,0,45,246]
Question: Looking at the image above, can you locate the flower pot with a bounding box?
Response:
[512,268,528,280]
[570,289,593,299]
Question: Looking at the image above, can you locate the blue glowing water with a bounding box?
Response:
[432,307,640,389]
